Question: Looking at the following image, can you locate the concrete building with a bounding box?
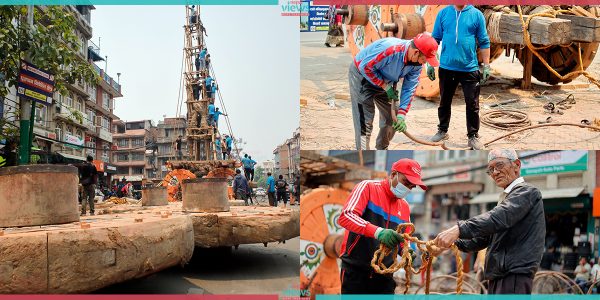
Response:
[0,6,123,188]
[111,120,155,187]
[273,127,300,181]
[261,160,275,175]
[155,117,187,179]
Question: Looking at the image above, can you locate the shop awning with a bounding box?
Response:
[470,187,585,204]
[58,152,86,162]
[122,175,144,182]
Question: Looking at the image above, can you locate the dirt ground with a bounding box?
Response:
[301,31,600,150]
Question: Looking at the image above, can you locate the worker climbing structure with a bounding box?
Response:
[184,5,217,161]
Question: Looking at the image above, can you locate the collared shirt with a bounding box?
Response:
[504,177,525,194]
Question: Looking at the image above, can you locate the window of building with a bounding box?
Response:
[65,95,73,107]
[117,139,129,148]
[132,167,144,175]
[131,153,144,161]
[89,85,97,102]
[74,99,82,112]
[102,91,110,110]
[34,105,47,126]
[117,153,129,162]
[116,167,129,174]
[102,117,110,130]
[132,138,144,147]
[87,109,96,127]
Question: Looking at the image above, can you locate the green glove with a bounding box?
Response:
[480,64,491,84]
[392,114,407,132]
[385,86,399,102]
[408,248,417,262]
[426,64,436,81]
[376,228,403,248]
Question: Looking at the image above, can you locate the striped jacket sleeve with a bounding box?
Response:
[397,66,422,116]
[338,181,379,238]
[358,44,405,90]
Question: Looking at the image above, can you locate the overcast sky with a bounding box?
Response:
[91,5,299,163]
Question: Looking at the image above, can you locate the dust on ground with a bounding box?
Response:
[301,32,600,150]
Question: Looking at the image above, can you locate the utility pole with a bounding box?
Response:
[18,5,35,165]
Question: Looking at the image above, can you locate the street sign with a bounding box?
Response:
[17,60,55,105]
[520,150,588,176]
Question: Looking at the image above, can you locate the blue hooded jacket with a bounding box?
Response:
[208,104,215,116]
[354,38,422,116]
[432,5,490,72]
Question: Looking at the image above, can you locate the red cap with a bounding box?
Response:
[391,158,427,190]
[413,33,439,67]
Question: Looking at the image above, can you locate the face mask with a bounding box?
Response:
[390,174,411,198]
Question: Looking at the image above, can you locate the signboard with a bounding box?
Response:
[64,132,84,149]
[92,160,105,172]
[300,1,330,32]
[17,61,55,105]
[521,151,588,176]
[99,128,113,143]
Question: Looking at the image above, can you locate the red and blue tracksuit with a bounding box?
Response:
[338,179,411,294]
[354,38,422,117]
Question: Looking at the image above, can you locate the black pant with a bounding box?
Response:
[268,191,276,206]
[249,169,255,181]
[244,168,251,180]
[277,190,287,204]
[488,273,533,294]
[438,67,481,138]
[341,262,395,294]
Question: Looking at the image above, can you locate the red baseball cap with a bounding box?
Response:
[413,33,439,67]
[391,158,427,190]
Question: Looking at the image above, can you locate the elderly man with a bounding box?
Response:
[435,150,545,294]
[338,158,427,294]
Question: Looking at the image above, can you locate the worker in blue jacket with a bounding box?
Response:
[350,34,439,150]
[428,5,491,150]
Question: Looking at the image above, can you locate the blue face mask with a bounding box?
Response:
[390,174,411,199]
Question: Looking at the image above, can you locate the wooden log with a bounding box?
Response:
[521,48,534,90]
[492,14,571,45]
[557,14,600,42]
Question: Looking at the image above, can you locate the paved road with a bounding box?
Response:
[95,236,299,295]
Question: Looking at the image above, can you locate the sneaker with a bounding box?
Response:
[468,135,484,150]
[430,130,449,142]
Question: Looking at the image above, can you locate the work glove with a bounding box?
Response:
[385,86,399,102]
[480,64,491,85]
[392,114,407,132]
[408,248,417,262]
[426,63,436,81]
[376,228,403,248]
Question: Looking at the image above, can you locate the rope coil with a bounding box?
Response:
[370,223,464,294]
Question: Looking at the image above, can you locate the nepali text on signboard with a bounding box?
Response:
[17,61,55,105]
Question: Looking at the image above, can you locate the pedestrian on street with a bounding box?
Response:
[78,155,98,216]
[232,169,250,206]
[248,155,257,181]
[266,172,276,206]
[295,175,301,205]
[350,34,439,150]
[275,175,288,208]
[435,150,545,294]
[337,158,426,294]
[575,257,592,291]
[429,5,491,149]
[241,154,252,181]
[208,103,215,127]
[213,107,227,128]
[174,135,183,160]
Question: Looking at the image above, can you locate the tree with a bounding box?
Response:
[0,6,99,142]
[0,6,99,98]
[254,165,266,188]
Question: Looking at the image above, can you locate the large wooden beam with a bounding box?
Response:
[491,14,571,45]
[557,14,600,42]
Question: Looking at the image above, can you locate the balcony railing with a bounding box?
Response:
[93,63,121,95]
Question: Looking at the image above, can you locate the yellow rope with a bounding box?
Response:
[370,223,464,294]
